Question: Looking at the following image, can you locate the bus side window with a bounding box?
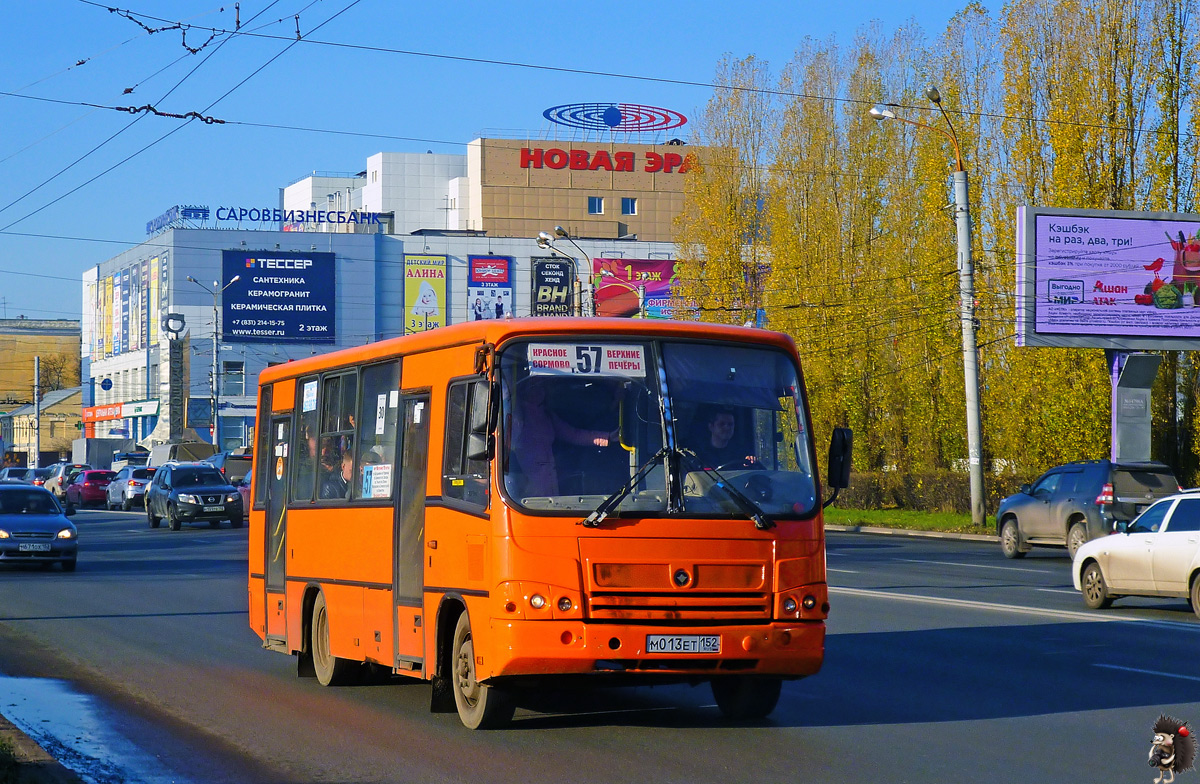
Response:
[443,379,489,509]
[354,361,401,501]
[292,376,320,502]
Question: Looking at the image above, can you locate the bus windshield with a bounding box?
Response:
[499,339,817,518]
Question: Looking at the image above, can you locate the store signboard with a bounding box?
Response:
[222,250,336,343]
[404,254,447,332]
[1017,206,1200,349]
[592,258,683,319]
[531,257,575,317]
[467,255,514,320]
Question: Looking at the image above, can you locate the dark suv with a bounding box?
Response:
[145,462,242,531]
[998,460,1179,559]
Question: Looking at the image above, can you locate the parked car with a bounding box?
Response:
[64,470,117,508]
[0,483,77,571]
[998,460,1179,560]
[145,462,242,531]
[1073,491,1200,616]
[105,467,157,511]
[44,463,91,501]
[206,451,253,486]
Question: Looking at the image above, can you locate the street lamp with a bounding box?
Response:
[870,88,986,526]
[186,274,240,449]
[534,227,592,315]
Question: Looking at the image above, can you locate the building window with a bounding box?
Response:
[588,196,604,215]
[621,197,637,216]
[222,361,245,396]
[221,418,246,451]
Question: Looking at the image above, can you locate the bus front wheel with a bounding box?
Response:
[451,613,514,729]
[311,592,359,686]
[711,676,783,721]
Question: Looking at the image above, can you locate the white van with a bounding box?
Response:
[147,442,218,467]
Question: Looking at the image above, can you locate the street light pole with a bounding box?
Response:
[870,90,986,526]
[536,228,592,315]
[187,275,240,449]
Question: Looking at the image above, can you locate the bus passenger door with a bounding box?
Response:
[394,392,430,670]
[265,416,291,646]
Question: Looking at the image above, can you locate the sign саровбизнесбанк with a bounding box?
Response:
[221,250,336,344]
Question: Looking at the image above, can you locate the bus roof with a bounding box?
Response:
[258,318,797,386]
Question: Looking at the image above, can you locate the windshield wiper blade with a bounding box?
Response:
[678,449,775,530]
[581,447,668,528]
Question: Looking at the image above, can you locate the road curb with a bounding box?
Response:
[826,524,999,543]
[0,713,83,784]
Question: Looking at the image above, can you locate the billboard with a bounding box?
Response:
[222,250,336,343]
[592,257,683,319]
[1017,206,1200,349]
[531,257,576,316]
[404,254,447,332]
[467,255,513,320]
[87,257,164,359]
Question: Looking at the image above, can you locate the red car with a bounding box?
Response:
[65,470,117,508]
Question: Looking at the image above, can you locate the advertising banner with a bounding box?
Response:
[531,257,576,317]
[592,258,682,319]
[404,254,447,332]
[222,250,336,343]
[1018,206,1200,349]
[120,267,130,354]
[467,255,514,320]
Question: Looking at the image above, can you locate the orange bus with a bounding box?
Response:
[248,318,851,728]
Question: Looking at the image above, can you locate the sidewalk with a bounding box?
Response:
[825,523,999,543]
[0,713,82,784]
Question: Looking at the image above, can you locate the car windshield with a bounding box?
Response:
[91,472,116,481]
[499,339,817,518]
[0,490,58,514]
[174,468,226,486]
[132,469,155,479]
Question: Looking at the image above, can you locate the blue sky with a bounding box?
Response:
[0,0,978,321]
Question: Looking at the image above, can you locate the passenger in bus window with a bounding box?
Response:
[321,449,354,499]
[510,378,616,496]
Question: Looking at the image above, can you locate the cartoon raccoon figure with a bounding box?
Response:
[1150,714,1196,784]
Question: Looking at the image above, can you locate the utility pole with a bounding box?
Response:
[954,169,986,526]
[33,356,40,468]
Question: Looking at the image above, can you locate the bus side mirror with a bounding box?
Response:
[827,427,852,489]
[465,380,495,461]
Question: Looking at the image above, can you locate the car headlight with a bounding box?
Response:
[0,530,8,539]
[57,528,75,540]
[226,493,239,503]
[178,494,200,504]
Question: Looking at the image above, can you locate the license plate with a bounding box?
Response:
[203,505,224,512]
[645,634,721,654]
[18,543,50,552]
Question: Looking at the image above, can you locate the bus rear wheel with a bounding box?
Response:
[451,613,514,729]
[711,676,783,721]
[311,592,358,686]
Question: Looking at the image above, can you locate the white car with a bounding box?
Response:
[1073,492,1200,617]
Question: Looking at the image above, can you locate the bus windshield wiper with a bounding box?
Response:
[580,447,669,528]
[679,449,775,530]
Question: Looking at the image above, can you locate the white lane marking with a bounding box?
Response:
[830,586,1200,632]
[899,558,1050,574]
[1094,664,1200,683]
[1035,588,1078,595]
[827,568,859,574]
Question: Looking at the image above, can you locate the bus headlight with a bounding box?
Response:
[782,597,797,613]
[557,597,573,612]
[529,594,546,609]
[802,595,817,610]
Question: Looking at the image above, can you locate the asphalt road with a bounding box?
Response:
[1,509,1198,783]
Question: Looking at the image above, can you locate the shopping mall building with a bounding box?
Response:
[83,129,695,449]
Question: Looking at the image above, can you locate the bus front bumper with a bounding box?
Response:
[485,618,824,678]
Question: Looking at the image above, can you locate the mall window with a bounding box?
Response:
[621,197,637,216]
[222,361,245,396]
[588,196,604,215]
